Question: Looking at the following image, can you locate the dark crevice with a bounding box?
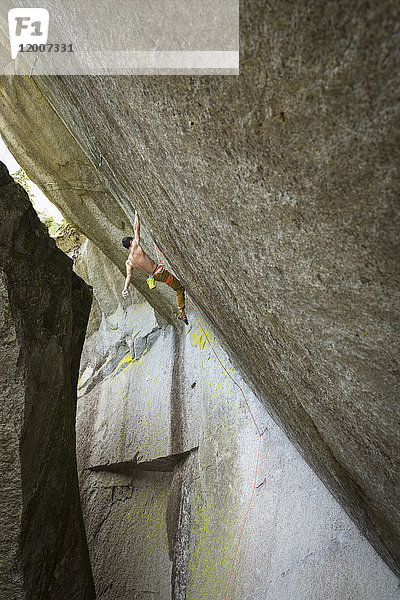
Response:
[88,448,197,475]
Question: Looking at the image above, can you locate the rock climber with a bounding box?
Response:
[121,211,188,324]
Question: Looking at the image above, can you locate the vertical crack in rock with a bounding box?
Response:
[0,162,95,599]
[166,452,196,600]
[170,329,186,455]
[168,326,193,597]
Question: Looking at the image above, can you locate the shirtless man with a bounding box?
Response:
[122,211,188,324]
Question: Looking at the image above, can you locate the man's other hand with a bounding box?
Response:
[122,288,129,298]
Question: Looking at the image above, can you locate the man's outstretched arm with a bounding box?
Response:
[122,263,132,297]
[134,210,140,244]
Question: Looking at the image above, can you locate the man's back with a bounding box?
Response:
[126,240,157,274]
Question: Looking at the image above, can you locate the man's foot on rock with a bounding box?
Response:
[177,313,189,325]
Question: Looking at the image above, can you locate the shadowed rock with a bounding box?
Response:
[0,162,95,599]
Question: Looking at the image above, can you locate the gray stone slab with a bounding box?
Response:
[0,162,95,599]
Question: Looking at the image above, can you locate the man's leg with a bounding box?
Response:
[154,267,186,313]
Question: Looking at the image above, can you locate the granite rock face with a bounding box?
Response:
[0,162,95,599]
[73,237,399,600]
[0,0,399,580]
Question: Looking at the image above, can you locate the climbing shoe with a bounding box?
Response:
[177,313,189,325]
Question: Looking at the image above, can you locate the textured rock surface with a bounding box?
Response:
[73,238,399,600]
[0,0,399,579]
[0,162,95,599]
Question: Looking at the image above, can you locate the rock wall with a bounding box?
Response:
[0,0,399,581]
[73,237,399,600]
[0,162,95,599]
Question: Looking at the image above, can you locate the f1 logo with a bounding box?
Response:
[8,8,49,59]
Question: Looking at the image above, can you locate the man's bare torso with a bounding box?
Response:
[126,240,158,274]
